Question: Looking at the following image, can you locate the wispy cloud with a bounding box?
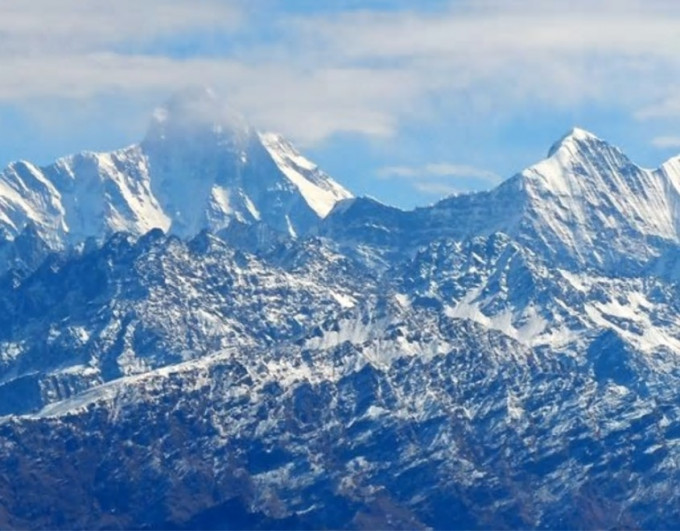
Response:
[1,1,680,145]
[637,97,680,120]
[411,182,463,197]
[651,136,680,149]
[377,162,501,196]
[0,1,244,53]
[378,163,500,182]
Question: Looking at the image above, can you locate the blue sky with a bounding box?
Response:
[1,0,680,209]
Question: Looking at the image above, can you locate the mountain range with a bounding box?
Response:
[1,89,680,529]
[0,87,351,249]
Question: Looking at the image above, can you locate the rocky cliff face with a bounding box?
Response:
[0,88,351,248]
[1,97,680,528]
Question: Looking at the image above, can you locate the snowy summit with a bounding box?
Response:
[0,88,352,247]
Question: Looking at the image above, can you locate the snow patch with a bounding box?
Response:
[260,132,352,217]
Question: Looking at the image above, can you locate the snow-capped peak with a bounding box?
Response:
[547,127,609,158]
[527,128,632,193]
[0,89,354,247]
[324,127,680,275]
[515,128,680,270]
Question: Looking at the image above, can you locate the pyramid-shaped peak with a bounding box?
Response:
[547,127,604,157]
[144,87,251,144]
[563,126,599,141]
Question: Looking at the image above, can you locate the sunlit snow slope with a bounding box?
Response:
[4,99,680,529]
[0,88,352,247]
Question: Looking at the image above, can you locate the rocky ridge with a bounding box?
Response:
[1,97,680,528]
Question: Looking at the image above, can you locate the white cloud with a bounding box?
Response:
[413,182,462,197]
[651,136,680,149]
[377,162,501,197]
[1,1,680,144]
[637,97,680,120]
[288,1,680,109]
[0,1,244,53]
[298,1,680,62]
[378,163,500,183]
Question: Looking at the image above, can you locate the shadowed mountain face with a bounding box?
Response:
[2,96,680,529]
[0,88,351,248]
[322,128,680,274]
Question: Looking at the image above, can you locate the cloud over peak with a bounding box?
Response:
[1,1,680,149]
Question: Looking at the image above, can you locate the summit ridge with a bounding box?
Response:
[2,100,680,529]
[0,89,353,247]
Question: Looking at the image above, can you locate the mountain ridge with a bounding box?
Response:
[322,127,680,275]
[3,94,680,529]
[3,90,679,275]
[0,88,352,248]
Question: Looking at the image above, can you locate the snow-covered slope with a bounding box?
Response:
[3,125,680,529]
[323,128,680,274]
[515,128,680,270]
[0,88,352,248]
[259,132,352,218]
